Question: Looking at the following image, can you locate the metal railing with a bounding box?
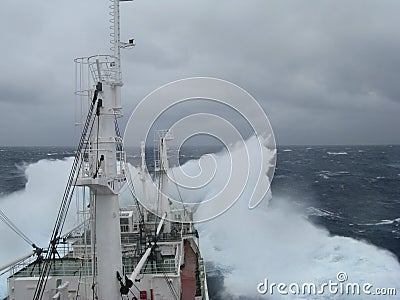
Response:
[79,149,126,180]
[75,55,120,86]
[122,257,177,275]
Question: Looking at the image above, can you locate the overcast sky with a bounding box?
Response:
[0,0,399,146]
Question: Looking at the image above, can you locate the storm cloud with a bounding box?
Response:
[1,0,399,146]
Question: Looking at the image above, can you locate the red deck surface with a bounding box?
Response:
[181,242,197,300]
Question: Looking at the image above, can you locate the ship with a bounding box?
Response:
[0,1,209,299]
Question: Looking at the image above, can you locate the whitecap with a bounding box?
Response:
[306,206,335,217]
[327,151,348,155]
[358,218,400,226]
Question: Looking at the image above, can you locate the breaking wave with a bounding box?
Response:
[327,152,348,156]
[358,218,400,226]
[0,158,75,298]
[180,139,400,299]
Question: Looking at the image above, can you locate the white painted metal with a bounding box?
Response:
[140,141,146,182]
[159,134,172,233]
[77,0,128,297]
[94,193,122,298]
[140,141,150,217]
[156,212,167,235]
[75,2,127,296]
[89,82,123,299]
[112,0,122,84]
[72,2,132,296]
[52,281,69,300]
[130,247,152,282]
[130,213,166,281]
[8,276,91,300]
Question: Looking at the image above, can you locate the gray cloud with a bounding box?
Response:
[1,0,399,146]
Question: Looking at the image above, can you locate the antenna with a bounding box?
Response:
[110,0,135,85]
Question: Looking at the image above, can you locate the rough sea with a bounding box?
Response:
[0,145,399,299]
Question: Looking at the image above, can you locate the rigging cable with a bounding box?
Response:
[33,95,100,300]
[93,102,102,179]
[114,114,123,152]
[156,159,163,219]
[0,209,35,247]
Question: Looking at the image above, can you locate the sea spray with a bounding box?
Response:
[187,140,400,299]
[126,136,400,299]
[198,196,400,299]
[0,158,76,298]
[0,158,75,265]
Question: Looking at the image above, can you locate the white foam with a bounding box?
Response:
[306,206,335,218]
[327,152,348,155]
[359,218,400,226]
[317,170,350,178]
[198,199,399,299]
[189,141,400,299]
[198,200,400,299]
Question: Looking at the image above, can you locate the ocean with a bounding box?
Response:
[0,145,399,299]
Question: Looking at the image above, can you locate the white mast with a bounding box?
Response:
[76,0,133,298]
[113,0,135,85]
[92,1,122,297]
[140,141,149,217]
[90,80,123,299]
[159,131,173,233]
[113,0,122,84]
